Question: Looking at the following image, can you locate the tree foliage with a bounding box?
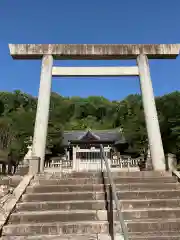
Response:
[0,90,179,160]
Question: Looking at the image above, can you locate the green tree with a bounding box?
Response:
[0,89,179,161]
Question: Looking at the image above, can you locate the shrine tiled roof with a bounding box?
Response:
[62,128,126,145]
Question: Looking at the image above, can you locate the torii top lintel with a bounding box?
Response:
[9,44,180,60]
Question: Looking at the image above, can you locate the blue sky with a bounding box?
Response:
[0,0,180,101]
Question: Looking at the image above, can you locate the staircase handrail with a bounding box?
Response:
[100,144,129,240]
[172,169,180,179]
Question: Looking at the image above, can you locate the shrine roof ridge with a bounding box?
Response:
[62,128,126,146]
[9,44,180,60]
[63,128,121,133]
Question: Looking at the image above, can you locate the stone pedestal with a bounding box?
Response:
[166,153,177,171]
[145,156,153,171]
[29,156,40,175]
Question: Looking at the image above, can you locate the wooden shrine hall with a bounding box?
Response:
[62,128,129,171]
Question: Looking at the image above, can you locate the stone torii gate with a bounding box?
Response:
[9,44,180,172]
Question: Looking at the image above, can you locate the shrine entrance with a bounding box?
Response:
[75,147,109,171]
[67,130,113,171]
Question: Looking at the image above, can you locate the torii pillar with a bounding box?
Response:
[32,55,53,172]
[8,44,180,172]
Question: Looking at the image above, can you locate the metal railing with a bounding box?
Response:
[172,169,180,179]
[100,144,129,240]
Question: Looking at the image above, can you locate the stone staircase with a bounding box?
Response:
[1,171,180,239]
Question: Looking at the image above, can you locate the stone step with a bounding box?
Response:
[99,234,180,240]
[9,210,106,223]
[26,183,180,193]
[115,190,180,200]
[0,235,98,240]
[1,234,180,240]
[121,199,180,209]
[31,178,104,185]
[36,172,102,179]
[22,192,104,202]
[22,190,180,202]
[32,176,177,185]
[125,219,180,233]
[15,199,180,212]
[26,184,105,193]
[2,221,109,236]
[3,219,180,236]
[16,200,106,212]
[9,209,180,224]
[122,208,180,220]
[36,171,172,179]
